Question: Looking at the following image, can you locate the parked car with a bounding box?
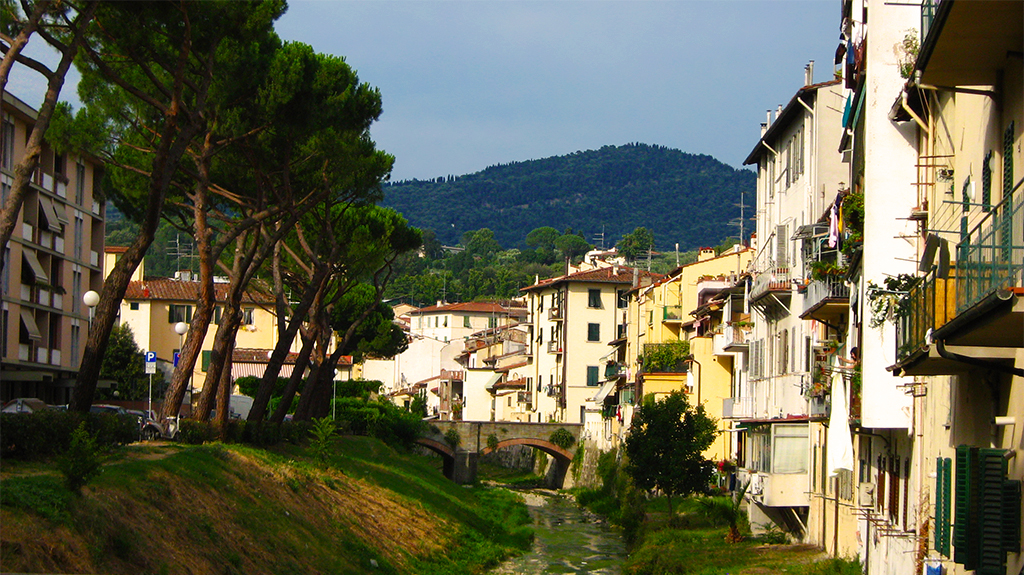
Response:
[1,398,48,413]
[91,404,145,440]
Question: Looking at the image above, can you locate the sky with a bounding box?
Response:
[7,1,843,182]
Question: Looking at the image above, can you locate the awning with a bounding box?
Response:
[22,250,48,284]
[38,195,64,232]
[483,372,503,392]
[20,309,42,341]
[589,379,617,404]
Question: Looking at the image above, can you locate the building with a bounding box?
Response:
[522,261,660,425]
[1,93,106,404]
[741,66,849,543]
[885,2,1024,574]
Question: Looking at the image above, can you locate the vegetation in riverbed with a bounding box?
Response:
[1,436,532,574]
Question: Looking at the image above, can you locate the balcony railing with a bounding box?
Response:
[722,396,754,419]
[955,186,1024,314]
[604,362,627,379]
[750,264,791,301]
[548,307,563,321]
[546,340,563,354]
[713,325,750,355]
[803,275,850,312]
[896,269,955,361]
[662,305,683,322]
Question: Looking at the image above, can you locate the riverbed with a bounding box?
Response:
[491,490,627,574]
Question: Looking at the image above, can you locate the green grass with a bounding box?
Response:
[1,436,533,575]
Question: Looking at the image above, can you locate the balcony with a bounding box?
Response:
[714,325,750,355]
[604,362,627,379]
[548,307,563,321]
[546,340,563,354]
[896,187,1024,370]
[801,274,851,323]
[662,305,683,322]
[722,396,754,419]
[749,265,792,303]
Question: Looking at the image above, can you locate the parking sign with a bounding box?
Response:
[145,351,157,374]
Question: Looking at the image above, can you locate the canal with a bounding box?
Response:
[491,490,627,574]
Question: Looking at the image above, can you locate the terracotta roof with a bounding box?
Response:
[408,301,512,315]
[232,348,301,364]
[123,278,275,304]
[521,266,662,292]
[105,246,129,254]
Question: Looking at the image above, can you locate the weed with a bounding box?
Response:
[309,417,336,466]
[57,423,103,494]
[0,475,72,523]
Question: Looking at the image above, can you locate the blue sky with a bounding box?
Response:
[8,1,842,182]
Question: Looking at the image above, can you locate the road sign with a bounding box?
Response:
[173,351,180,368]
[145,351,157,374]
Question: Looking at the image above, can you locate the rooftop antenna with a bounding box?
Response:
[728,190,752,246]
[167,234,196,276]
[593,226,606,250]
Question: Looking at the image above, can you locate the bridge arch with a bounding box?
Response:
[480,438,574,462]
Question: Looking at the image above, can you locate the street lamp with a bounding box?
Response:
[83,290,99,328]
[174,321,188,414]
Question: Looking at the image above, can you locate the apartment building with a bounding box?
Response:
[885,2,1024,574]
[742,66,848,543]
[1,93,105,404]
[522,261,658,425]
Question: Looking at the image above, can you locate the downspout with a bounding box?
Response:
[900,91,930,135]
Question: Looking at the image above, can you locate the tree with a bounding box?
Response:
[553,233,591,265]
[98,323,165,401]
[617,226,654,263]
[623,391,718,515]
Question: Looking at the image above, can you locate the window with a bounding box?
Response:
[202,350,212,371]
[214,306,222,325]
[242,307,255,325]
[586,366,600,386]
[588,289,602,308]
[951,446,1021,572]
[771,424,808,474]
[464,316,471,328]
[129,302,139,311]
[70,323,80,363]
[168,304,193,324]
[75,163,85,205]
[488,316,497,329]
[982,150,993,212]
[617,289,628,309]
[587,322,600,342]
[73,215,83,260]
[1,119,13,169]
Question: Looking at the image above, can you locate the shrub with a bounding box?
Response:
[57,423,103,494]
[177,419,212,445]
[549,428,576,449]
[0,410,136,459]
[444,428,461,449]
[310,417,336,466]
[487,434,499,451]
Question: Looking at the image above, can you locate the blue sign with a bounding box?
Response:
[173,352,180,367]
[145,351,157,363]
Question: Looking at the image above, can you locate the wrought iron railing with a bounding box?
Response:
[954,185,1024,313]
[663,305,683,321]
[803,275,850,313]
[750,264,791,301]
[896,268,955,361]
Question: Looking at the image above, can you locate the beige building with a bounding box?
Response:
[1,93,106,404]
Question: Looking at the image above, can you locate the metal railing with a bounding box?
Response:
[803,275,850,313]
[662,305,683,321]
[896,269,955,361]
[955,185,1024,313]
[750,264,791,301]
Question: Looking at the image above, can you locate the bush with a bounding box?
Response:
[177,419,212,445]
[331,398,425,448]
[57,423,103,494]
[310,418,336,466]
[0,410,137,459]
[549,428,575,449]
[444,428,461,449]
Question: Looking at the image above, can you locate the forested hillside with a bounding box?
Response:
[382,143,755,250]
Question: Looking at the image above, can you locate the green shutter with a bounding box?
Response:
[168,304,176,324]
[936,457,952,557]
[977,449,1006,575]
[982,150,992,212]
[953,445,979,570]
[202,350,211,371]
[1002,479,1021,554]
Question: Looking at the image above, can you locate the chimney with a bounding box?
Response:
[804,60,814,86]
[766,109,772,127]
[698,247,716,262]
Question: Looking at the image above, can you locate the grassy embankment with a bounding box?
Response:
[571,449,861,575]
[0,437,532,575]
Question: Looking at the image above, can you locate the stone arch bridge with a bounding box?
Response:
[416,421,583,487]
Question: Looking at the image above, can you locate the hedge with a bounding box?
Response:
[0,410,138,459]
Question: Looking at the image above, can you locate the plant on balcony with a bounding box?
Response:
[639,341,691,373]
[809,260,848,281]
[841,190,865,258]
[866,273,920,328]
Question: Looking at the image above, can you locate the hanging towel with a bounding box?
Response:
[828,203,839,248]
[827,363,855,476]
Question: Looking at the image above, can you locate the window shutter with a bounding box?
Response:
[935,457,952,557]
[202,350,212,372]
[1001,478,1021,554]
[953,445,979,570]
[776,224,788,268]
[982,150,993,212]
[977,449,1007,574]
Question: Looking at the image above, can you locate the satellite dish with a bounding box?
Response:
[919,233,940,272]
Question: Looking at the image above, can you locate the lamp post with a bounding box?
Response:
[174,321,188,415]
[83,290,99,328]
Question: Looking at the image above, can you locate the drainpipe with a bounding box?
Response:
[934,339,1024,378]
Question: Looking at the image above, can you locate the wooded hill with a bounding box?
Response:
[382,143,756,251]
